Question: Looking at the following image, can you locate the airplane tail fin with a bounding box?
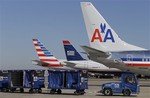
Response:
[63,40,85,61]
[81,2,145,52]
[32,39,62,67]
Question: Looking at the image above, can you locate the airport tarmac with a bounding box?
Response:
[0,78,150,98]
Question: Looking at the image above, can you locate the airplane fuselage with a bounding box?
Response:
[110,50,150,75]
[68,60,120,73]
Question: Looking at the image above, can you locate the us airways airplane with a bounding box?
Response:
[63,40,120,73]
[32,39,65,68]
[80,2,150,76]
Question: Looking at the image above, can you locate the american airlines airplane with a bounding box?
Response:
[80,2,150,76]
[63,40,120,73]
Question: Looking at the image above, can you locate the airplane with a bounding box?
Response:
[32,38,117,74]
[80,2,150,76]
[63,40,120,73]
[32,38,118,73]
[32,38,64,68]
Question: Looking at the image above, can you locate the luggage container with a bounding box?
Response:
[9,70,45,93]
[48,69,88,95]
[0,70,10,92]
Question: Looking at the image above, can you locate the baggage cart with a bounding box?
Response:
[9,70,45,93]
[0,70,10,92]
[48,69,88,95]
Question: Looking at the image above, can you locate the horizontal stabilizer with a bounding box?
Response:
[81,45,110,58]
[63,61,76,68]
[32,60,50,67]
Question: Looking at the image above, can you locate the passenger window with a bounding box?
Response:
[142,58,144,61]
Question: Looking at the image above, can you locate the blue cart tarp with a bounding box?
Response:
[0,70,45,93]
[0,70,10,92]
[48,69,88,95]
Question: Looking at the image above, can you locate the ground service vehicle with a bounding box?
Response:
[98,72,140,96]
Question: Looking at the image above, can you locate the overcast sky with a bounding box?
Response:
[0,0,150,66]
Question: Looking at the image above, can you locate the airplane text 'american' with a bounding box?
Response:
[91,23,115,42]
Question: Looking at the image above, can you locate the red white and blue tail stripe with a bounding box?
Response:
[32,39,62,67]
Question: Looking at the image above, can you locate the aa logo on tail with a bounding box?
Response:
[91,23,115,43]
